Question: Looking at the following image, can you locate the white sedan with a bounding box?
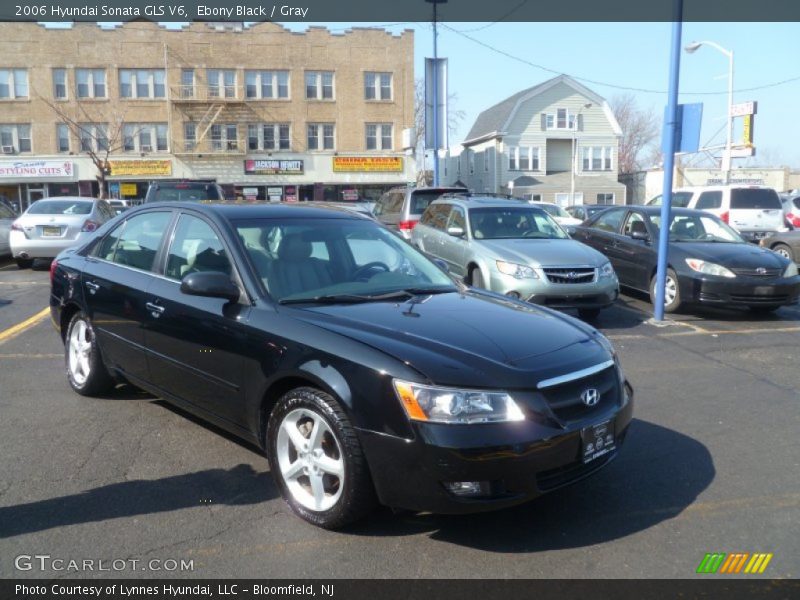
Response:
[527,201,583,227]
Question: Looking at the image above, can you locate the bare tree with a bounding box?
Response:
[40,97,135,199]
[414,78,466,184]
[610,93,660,175]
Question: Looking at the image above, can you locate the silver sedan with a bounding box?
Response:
[10,197,114,268]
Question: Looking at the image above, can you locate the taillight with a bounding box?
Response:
[398,219,418,231]
[81,220,99,232]
[50,259,58,285]
[719,211,729,224]
[11,220,22,231]
[788,212,800,228]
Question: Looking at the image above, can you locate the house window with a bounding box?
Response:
[0,124,31,152]
[596,193,615,205]
[365,123,393,150]
[53,69,67,99]
[305,71,334,100]
[245,70,290,99]
[210,123,238,151]
[247,123,291,151]
[484,149,491,172]
[76,69,106,99]
[122,123,168,152]
[0,69,29,99]
[469,152,475,174]
[184,123,196,151]
[180,69,194,98]
[364,72,392,100]
[508,146,540,171]
[545,107,576,130]
[207,69,236,99]
[582,146,613,171]
[119,69,165,99]
[307,123,335,150]
[78,123,107,153]
[56,123,70,152]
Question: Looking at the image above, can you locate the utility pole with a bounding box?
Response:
[426,0,447,187]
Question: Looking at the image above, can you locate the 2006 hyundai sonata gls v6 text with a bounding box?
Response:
[50,203,633,528]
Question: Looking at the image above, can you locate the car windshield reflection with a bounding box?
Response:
[469,207,569,240]
[650,214,744,244]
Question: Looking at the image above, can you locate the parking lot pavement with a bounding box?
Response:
[1,261,798,579]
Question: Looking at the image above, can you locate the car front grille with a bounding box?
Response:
[536,452,616,492]
[731,267,782,278]
[538,364,620,425]
[543,267,596,284]
[730,294,788,304]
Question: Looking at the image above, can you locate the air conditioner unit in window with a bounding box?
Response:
[226,140,238,151]
[140,145,153,153]
[1,145,15,154]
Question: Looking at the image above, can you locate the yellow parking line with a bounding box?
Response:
[0,353,61,359]
[0,307,50,345]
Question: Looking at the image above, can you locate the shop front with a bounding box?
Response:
[0,159,77,212]
[107,159,174,202]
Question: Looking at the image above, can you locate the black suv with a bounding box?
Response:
[144,180,225,203]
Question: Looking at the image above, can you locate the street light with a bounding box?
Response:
[426,0,448,187]
[685,40,734,183]
[570,103,592,206]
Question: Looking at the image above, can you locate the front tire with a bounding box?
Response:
[267,387,376,529]
[65,312,114,396]
[650,268,682,313]
[772,243,794,262]
[16,258,33,269]
[470,266,486,289]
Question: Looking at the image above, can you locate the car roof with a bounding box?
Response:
[136,201,368,220]
[625,206,715,217]
[433,195,541,209]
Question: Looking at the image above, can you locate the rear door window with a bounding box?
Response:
[96,211,172,272]
[730,188,782,209]
[409,190,451,215]
[695,191,722,209]
[591,208,626,233]
[427,204,452,231]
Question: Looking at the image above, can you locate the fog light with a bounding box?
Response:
[443,481,487,497]
[505,291,521,299]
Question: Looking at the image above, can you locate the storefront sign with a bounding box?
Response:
[267,186,283,202]
[108,160,172,177]
[342,189,359,201]
[333,156,404,172]
[120,183,138,196]
[284,185,297,202]
[244,159,304,175]
[0,160,74,179]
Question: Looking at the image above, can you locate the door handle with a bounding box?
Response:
[145,302,165,317]
[85,281,100,294]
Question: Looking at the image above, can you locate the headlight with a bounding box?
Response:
[599,261,616,279]
[393,380,525,424]
[496,260,538,279]
[685,258,736,278]
[784,261,798,278]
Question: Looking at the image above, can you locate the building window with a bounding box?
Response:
[484,149,491,172]
[469,151,475,174]
[365,123,393,150]
[545,107,577,130]
[248,123,291,151]
[0,124,31,152]
[184,122,196,151]
[508,146,540,171]
[76,69,106,99]
[119,69,165,99]
[122,123,168,152]
[597,193,615,205]
[78,123,108,153]
[582,146,613,171]
[0,69,29,99]
[305,71,334,100]
[56,123,70,152]
[245,70,290,99]
[53,69,67,99]
[210,123,239,151]
[307,123,335,150]
[207,69,236,99]
[180,69,194,98]
[364,72,392,100]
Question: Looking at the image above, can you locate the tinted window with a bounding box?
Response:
[622,212,647,236]
[409,190,459,215]
[374,191,403,216]
[695,191,722,209]
[448,206,466,230]
[591,208,625,233]
[149,183,222,203]
[27,200,93,215]
[165,214,231,280]
[470,207,568,240]
[649,192,693,207]
[793,197,800,210]
[427,204,452,231]
[98,211,171,271]
[730,188,782,209]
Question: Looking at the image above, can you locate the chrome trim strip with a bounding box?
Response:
[537,359,615,389]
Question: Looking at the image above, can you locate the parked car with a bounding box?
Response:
[779,193,800,229]
[10,197,114,269]
[0,201,17,257]
[373,186,467,239]
[571,206,800,313]
[648,185,787,242]
[411,196,619,319]
[645,190,695,208]
[759,230,800,262]
[527,201,583,227]
[144,180,225,203]
[565,204,612,222]
[297,201,375,219]
[50,201,633,528]
[109,199,134,215]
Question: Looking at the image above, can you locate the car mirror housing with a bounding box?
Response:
[629,230,650,242]
[447,226,465,237]
[180,271,240,303]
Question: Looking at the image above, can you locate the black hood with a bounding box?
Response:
[671,241,788,270]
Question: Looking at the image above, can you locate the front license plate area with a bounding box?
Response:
[581,419,616,463]
[42,226,61,237]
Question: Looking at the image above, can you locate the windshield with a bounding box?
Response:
[151,183,221,202]
[234,218,457,302]
[650,214,744,243]
[730,188,781,209]
[26,200,93,215]
[470,207,569,240]
[648,192,693,207]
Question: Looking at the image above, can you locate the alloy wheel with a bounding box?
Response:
[68,319,92,386]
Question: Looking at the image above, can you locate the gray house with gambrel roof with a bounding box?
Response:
[444,74,627,206]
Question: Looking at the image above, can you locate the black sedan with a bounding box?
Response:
[50,202,633,528]
[571,206,800,313]
[759,230,800,262]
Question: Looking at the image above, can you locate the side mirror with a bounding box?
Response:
[565,225,578,236]
[629,230,650,241]
[432,258,450,273]
[447,226,465,237]
[180,271,240,303]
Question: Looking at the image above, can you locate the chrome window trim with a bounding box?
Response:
[537,359,615,389]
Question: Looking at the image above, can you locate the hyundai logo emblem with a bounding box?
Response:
[756,267,767,275]
[581,388,600,407]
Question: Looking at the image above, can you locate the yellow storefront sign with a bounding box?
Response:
[120,183,138,196]
[333,156,404,173]
[108,160,172,177]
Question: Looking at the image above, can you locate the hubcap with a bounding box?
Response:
[664,276,677,306]
[276,408,344,512]
[776,248,792,260]
[68,319,92,385]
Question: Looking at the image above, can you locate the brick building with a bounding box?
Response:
[0,21,415,209]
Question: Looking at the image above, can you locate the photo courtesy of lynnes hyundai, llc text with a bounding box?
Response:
[50,201,633,528]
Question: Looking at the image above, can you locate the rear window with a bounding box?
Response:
[409,189,463,215]
[793,197,800,210]
[730,188,781,209]
[149,183,221,202]
[27,200,93,215]
[649,192,693,207]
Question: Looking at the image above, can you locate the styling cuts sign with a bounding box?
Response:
[0,160,74,179]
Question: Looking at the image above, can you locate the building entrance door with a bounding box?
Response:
[26,187,46,210]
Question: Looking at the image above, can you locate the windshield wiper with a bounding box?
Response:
[279,287,456,305]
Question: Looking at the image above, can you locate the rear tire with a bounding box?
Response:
[650,268,682,313]
[65,312,115,396]
[16,258,33,269]
[470,266,486,289]
[578,308,601,320]
[772,243,794,262]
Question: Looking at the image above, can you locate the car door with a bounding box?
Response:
[573,207,627,259]
[437,205,468,277]
[616,210,656,290]
[143,211,250,425]
[422,203,452,262]
[0,203,14,254]
[82,210,174,382]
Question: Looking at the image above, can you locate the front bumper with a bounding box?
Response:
[679,273,800,307]
[10,231,89,260]
[487,269,619,309]
[359,383,634,514]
